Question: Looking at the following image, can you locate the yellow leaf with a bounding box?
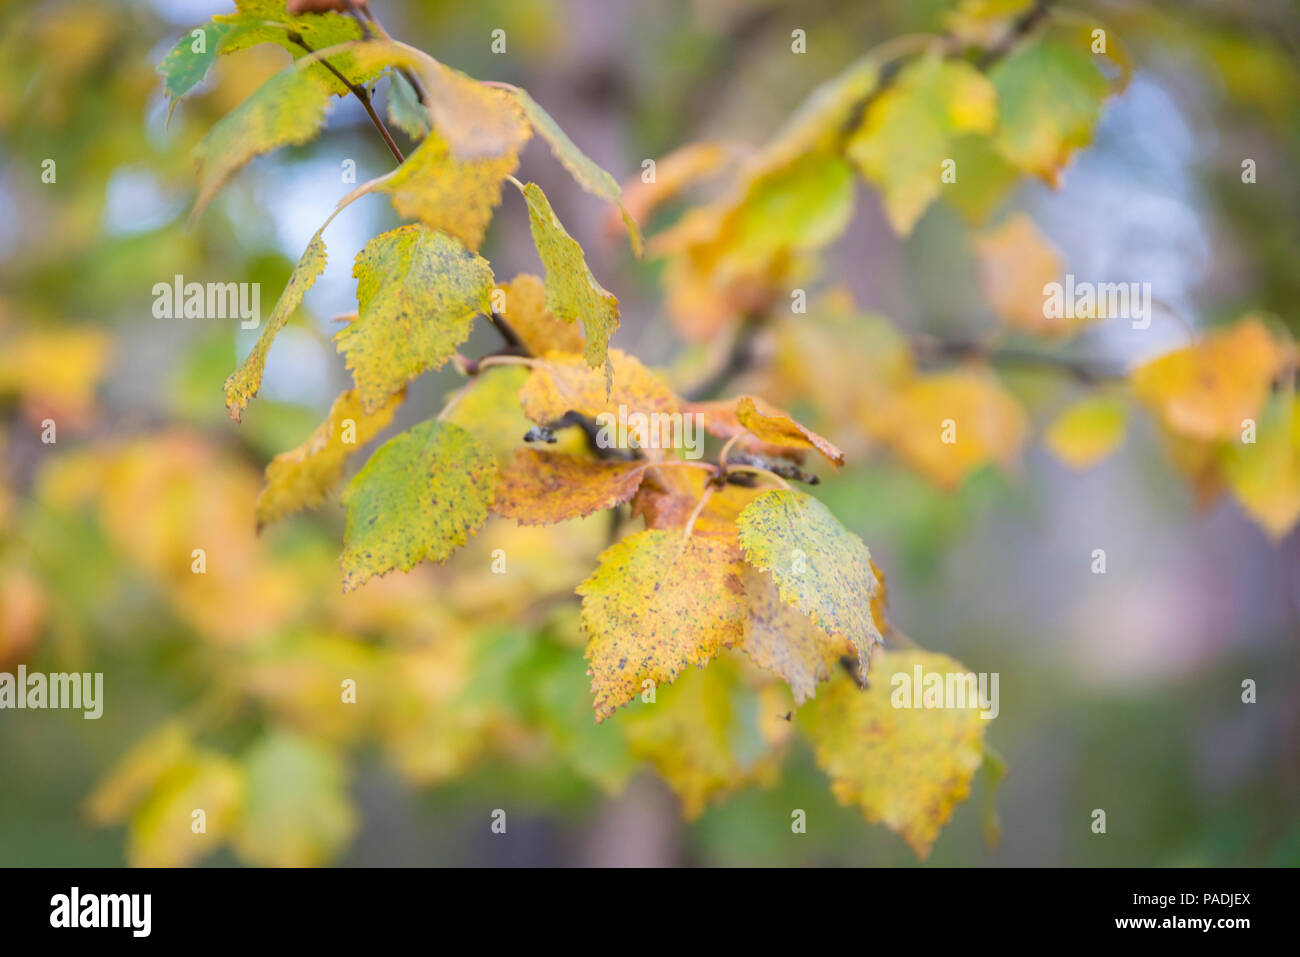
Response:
[1132,317,1288,442]
[619,653,784,817]
[85,722,193,826]
[255,387,402,530]
[974,214,1077,337]
[336,225,494,412]
[577,529,746,721]
[0,327,113,427]
[1221,394,1300,540]
[799,650,991,859]
[736,489,882,678]
[192,63,335,217]
[495,273,584,357]
[1044,394,1128,468]
[443,364,532,468]
[735,395,845,467]
[127,754,243,867]
[225,229,328,421]
[517,181,620,372]
[424,61,532,160]
[491,449,648,525]
[339,420,497,591]
[518,349,678,426]
[847,55,997,233]
[865,369,1029,489]
[378,128,519,250]
[512,87,641,254]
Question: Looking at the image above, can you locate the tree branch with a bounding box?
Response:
[289,33,405,164]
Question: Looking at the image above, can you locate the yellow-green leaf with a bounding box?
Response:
[336,225,494,412]
[988,33,1113,185]
[739,564,852,706]
[517,181,620,372]
[1044,394,1128,468]
[379,128,519,251]
[233,731,355,867]
[513,87,642,255]
[192,64,335,217]
[847,54,997,234]
[577,529,746,722]
[224,229,328,422]
[340,419,496,591]
[799,650,992,859]
[256,387,403,530]
[736,489,881,677]
[1221,394,1300,540]
[127,754,243,867]
[619,653,786,817]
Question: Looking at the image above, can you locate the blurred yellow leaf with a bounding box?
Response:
[974,214,1077,337]
[799,650,991,859]
[847,55,997,233]
[1044,393,1128,468]
[1132,317,1288,442]
[127,754,243,868]
[1221,394,1300,540]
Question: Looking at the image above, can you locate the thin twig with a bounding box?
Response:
[289,33,405,163]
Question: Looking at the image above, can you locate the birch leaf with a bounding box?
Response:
[339,419,496,591]
[491,449,648,526]
[577,529,746,721]
[799,651,991,859]
[736,489,882,677]
[336,226,494,412]
[224,229,328,422]
[256,388,403,530]
[518,181,620,372]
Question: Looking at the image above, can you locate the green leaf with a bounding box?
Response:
[191,65,335,217]
[513,88,642,255]
[215,0,377,96]
[340,419,497,591]
[846,54,997,234]
[386,70,431,140]
[157,22,245,118]
[336,225,494,412]
[988,34,1113,185]
[517,182,620,373]
[736,489,882,677]
[233,731,355,867]
[224,229,327,422]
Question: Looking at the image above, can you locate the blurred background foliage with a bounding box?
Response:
[0,0,1297,866]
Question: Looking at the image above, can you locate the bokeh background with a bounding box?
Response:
[0,0,1297,866]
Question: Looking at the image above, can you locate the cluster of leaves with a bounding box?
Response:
[73,0,1292,862]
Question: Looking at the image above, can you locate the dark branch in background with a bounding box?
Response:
[909,333,1127,384]
[684,313,764,401]
[288,32,405,163]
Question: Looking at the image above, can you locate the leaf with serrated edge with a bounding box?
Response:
[513,87,642,255]
[336,226,494,412]
[739,564,852,705]
[799,651,991,859]
[578,529,745,721]
[735,395,845,467]
[379,129,518,251]
[492,449,647,525]
[518,350,677,426]
[256,388,403,530]
[225,229,328,421]
[737,489,880,677]
[518,182,620,372]
[192,66,335,218]
[339,420,496,591]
